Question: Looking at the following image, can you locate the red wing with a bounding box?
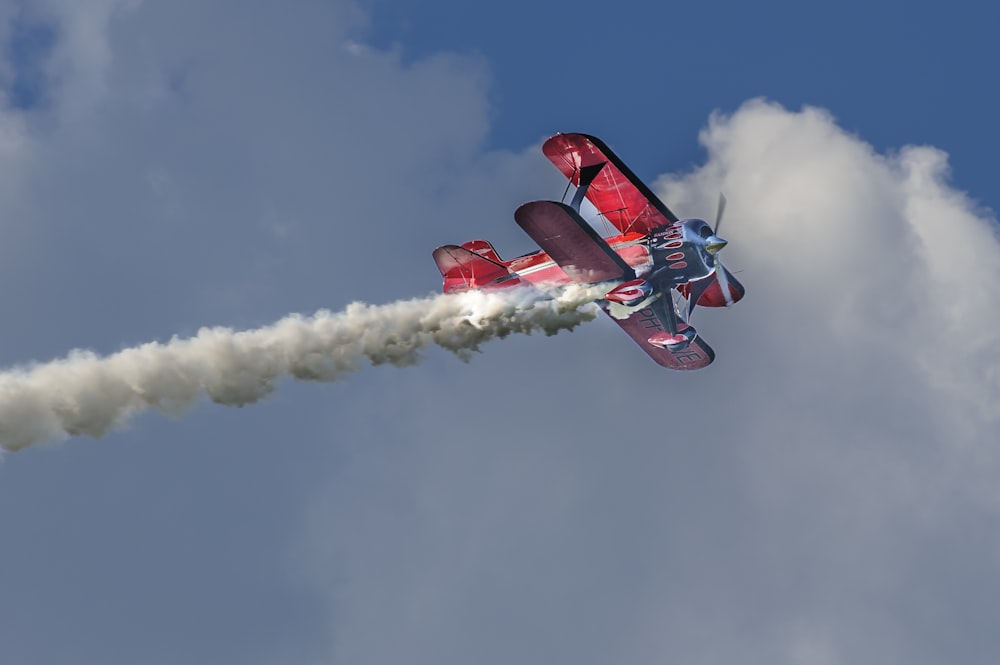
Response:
[542,133,679,235]
[601,303,715,370]
[514,201,633,283]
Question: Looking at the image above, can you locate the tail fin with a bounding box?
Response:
[459,240,504,264]
[433,244,521,293]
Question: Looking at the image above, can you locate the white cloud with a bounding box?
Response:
[298,100,1000,665]
[659,99,1000,452]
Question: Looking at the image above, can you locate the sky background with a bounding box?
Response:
[1,1,999,664]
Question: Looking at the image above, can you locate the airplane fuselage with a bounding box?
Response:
[496,219,719,291]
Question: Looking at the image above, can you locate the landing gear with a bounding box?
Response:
[645,288,697,351]
[648,324,697,351]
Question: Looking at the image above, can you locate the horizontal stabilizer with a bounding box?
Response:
[433,245,518,293]
[514,201,633,284]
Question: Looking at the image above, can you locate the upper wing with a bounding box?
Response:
[601,303,715,370]
[514,201,633,283]
[542,133,679,235]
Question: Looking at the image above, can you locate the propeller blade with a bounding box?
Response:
[715,257,734,307]
[714,192,727,233]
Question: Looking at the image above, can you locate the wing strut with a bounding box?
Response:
[569,161,607,212]
[647,290,677,336]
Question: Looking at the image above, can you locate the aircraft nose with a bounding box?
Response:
[705,235,728,255]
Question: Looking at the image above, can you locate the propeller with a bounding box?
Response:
[714,255,734,306]
[685,193,737,318]
[714,192,727,233]
[707,193,734,307]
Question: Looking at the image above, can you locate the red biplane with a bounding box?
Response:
[433,133,745,370]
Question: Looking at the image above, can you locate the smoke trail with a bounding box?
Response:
[0,286,603,452]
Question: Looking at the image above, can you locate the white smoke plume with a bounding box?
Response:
[0,286,602,452]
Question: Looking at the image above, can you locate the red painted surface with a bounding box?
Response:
[602,305,714,370]
[542,133,674,235]
[605,279,653,305]
[434,232,651,294]
[695,269,746,308]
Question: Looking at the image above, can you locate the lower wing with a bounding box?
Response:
[602,301,715,370]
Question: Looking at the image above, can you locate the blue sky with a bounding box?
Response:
[364,0,1000,199]
[0,2,998,664]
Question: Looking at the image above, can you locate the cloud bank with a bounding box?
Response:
[657,99,1000,437]
[301,100,1000,665]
